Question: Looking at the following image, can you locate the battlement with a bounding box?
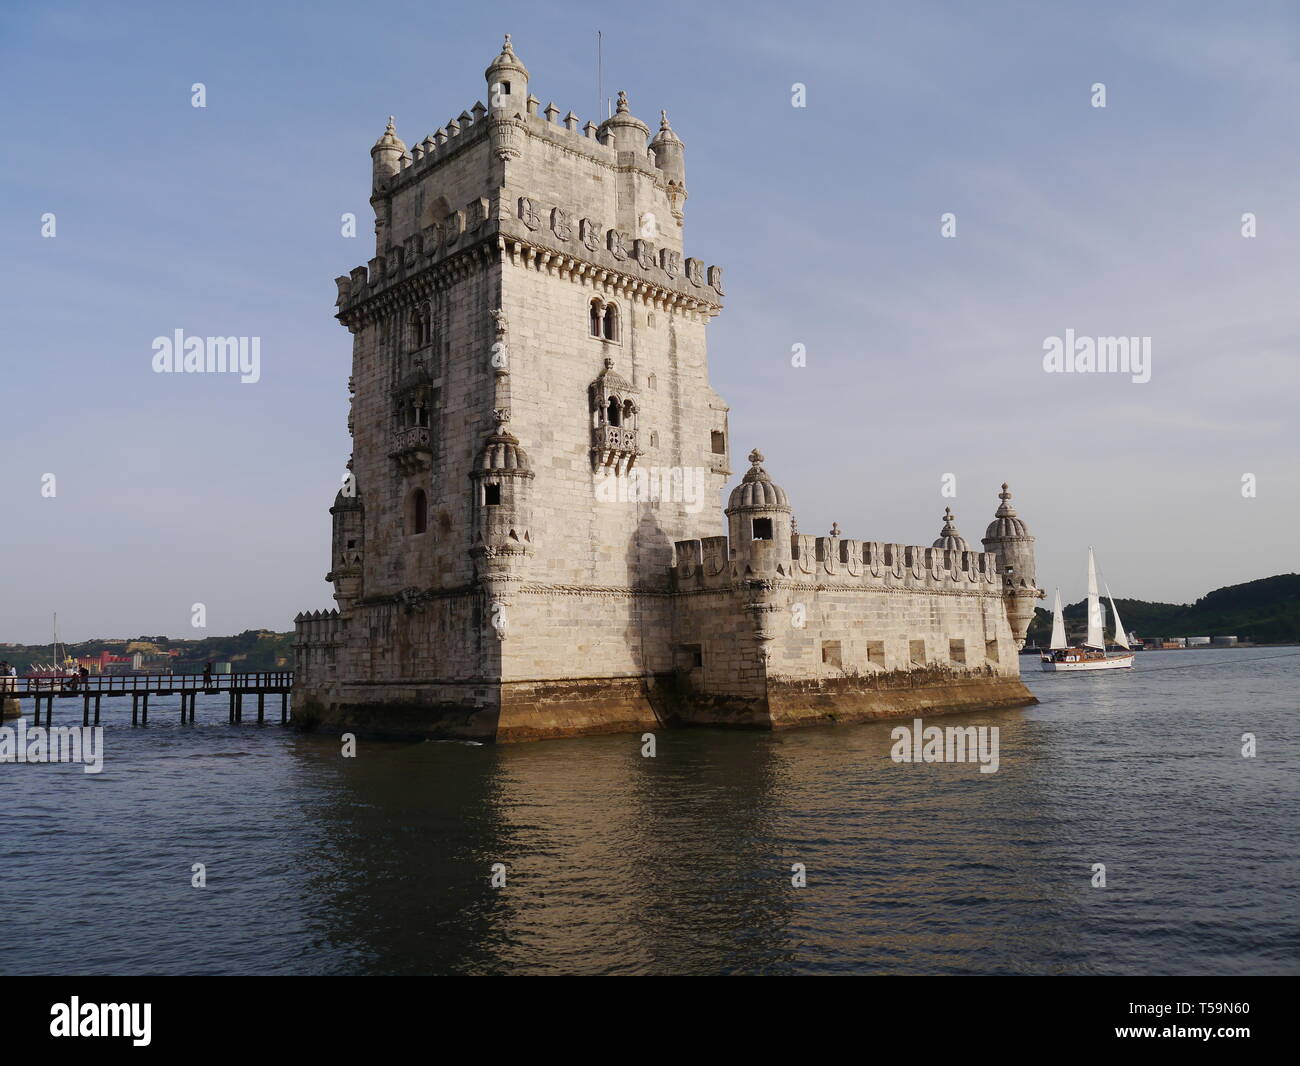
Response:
[671,534,1002,593]
[333,190,725,320]
[293,609,346,645]
[377,98,661,196]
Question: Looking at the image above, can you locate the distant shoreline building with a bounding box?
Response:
[293,37,1043,741]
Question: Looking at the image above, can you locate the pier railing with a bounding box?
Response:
[2,672,295,727]
[5,671,293,696]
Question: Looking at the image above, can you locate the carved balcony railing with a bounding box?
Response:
[389,425,433,474]
[591,424,641,474]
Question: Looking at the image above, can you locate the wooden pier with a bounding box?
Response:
[4,673,293,727]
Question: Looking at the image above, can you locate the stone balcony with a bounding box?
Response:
[389,425,433,474]
[591,424,640,473]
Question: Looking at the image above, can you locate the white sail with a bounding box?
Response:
[1049,589,1067,649]
[1084,548,1105,649]
[1106,584,1130,650]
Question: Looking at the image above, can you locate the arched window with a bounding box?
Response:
[589,300,602,337]
[410,488,428,534]
[602,304,618,341]
[607,396,621,426]
[411,306,431,349]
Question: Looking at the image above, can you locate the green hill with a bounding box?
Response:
[1027,573,1300,645]
[0,629,294,674]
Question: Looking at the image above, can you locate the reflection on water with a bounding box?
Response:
[1,649,1297,974]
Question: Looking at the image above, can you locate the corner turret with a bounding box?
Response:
[327,465,364,615]
[485,33,529,116]
[650,110,685,185]
[981,483,1042,647]
[726,449,793,575]
[470,312,533,638]
[370,116,407,188]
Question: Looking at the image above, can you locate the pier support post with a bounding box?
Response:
[257,693,265,724]
[94,695,101,725]
[281,692,287,725]
[228,691,236,723]
[131,694,138,726]
[141,693,149,726]
[83,694,90,727]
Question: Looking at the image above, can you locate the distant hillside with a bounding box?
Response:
[1026,574,1300,645]
[0,630,294,674]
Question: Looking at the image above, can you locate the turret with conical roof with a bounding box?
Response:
[650,110,685,185]
[485,33,529,116]
[980,483,1041,647]
[370,116,407,189]
[726,449,793,575]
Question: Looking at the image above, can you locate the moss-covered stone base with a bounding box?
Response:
[293,669,1034,743]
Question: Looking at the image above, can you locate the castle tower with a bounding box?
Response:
[981,483,1042,647]
[295,34,730,740]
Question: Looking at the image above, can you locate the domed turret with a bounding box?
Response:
[981,483,1041,647]
[485,33,529,116]
[726,449,793,574]
[327,467,365,614]
[983,483,1030,542]
[477,425,531,473]
[471,311,533,568]
[727,449,790,512]
[650,110,686,186]
[598,90,650,154]
[932,507,968,552]
[371,116,407,187]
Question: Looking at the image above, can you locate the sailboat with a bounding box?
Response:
[26,612,77,680]
[1040,548,1135,672]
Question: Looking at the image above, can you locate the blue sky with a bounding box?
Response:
[2,0,1298,641]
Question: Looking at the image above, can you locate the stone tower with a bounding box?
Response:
[294,35,1042,741]
[295,35,731,740]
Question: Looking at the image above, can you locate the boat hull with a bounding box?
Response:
[1040,653,1134,672]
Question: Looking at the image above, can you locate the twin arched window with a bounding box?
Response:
[588,299,619,342]
[411,305,432,349]
[603,396,636,428]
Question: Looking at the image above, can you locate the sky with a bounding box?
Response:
[1,0,1298,642]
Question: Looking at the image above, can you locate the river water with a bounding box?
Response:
[1,648,1296,975]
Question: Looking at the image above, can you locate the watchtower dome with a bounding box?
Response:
[726,449,793,574]
[485,33,529,116]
